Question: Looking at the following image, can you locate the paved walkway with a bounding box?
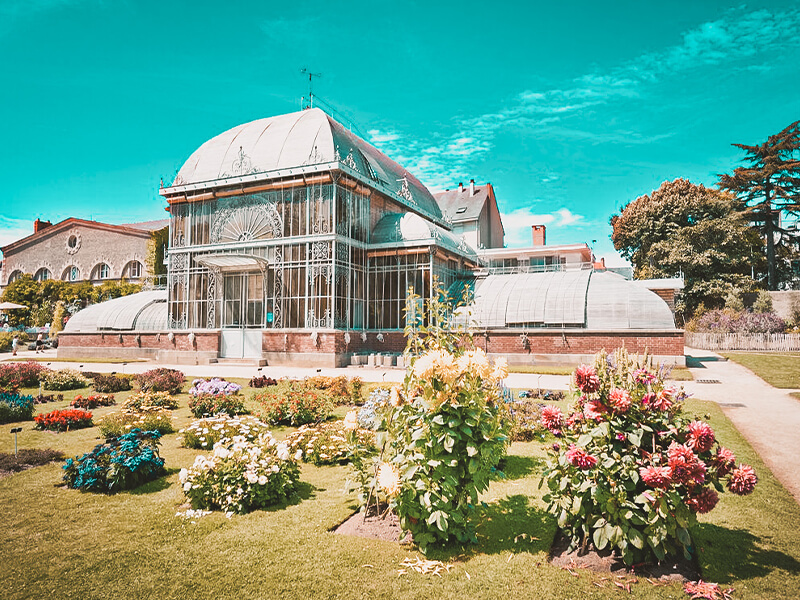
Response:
[682,346,800,505]
[3,346,799,504]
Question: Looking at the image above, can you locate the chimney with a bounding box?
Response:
[34,219,52,234]
[458,182,463,193]
[469,179,475,196]
[593,257,606,270]
[532,225,546,246]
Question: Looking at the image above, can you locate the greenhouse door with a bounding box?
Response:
[220,272,263,359]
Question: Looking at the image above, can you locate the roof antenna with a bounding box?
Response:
[300,68,322,110]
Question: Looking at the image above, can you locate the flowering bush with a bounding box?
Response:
[505,399,549,442]
[70,394,116,409]
[249,375,278,388]
[348,283,509,553]
[34,408,93,432]
[63,429,166,493]
[180,415,271,449]
[188,378,246,418]
[541,349,758,565]
[0,392,35,424]
[40,368,89,391]
[357,387,390,430]
[190,377,242,396]
[122,391,179,411]
[97,409,174,438]
[179,433,301,514]
[91,374,132,393]
[284,419,377,465]
[256,383,334,426]
[688,308,785,333]
[135,368,185,394]
[304,375,363,405]
[0,361,48,389]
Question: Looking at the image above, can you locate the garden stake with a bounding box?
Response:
[10,427,22,456]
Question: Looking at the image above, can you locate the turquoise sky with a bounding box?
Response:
[1,0,798,265]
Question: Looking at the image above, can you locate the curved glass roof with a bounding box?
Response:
[172,108,443,221]
[371,212,476,260]
[64,290,167,332]
[465,270,676,330]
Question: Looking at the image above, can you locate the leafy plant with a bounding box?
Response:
[541,349,758,565]
[97,409,174,438]
[187,378,246,417]
[91,374,132,393]
[0,392,35,424]
[122,391,179,411]
[180,415,271,450]
[70,394,116,409]
[505,399,549,442]
[285,420,376,466]
[179,433,301,514]
[249,375,278,388]
[63,429,166,493]
[0,361,47,389]
[41,368,89,391]
[34,408,93,432]
[304,375,363,405]
[256,383,333,426]
[135,368,185,394]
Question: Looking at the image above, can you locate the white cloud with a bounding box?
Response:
[0,217,33,252]
[500,207,587,248]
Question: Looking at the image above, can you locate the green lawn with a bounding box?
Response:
[720,352,800,389]
[1,380,799,599]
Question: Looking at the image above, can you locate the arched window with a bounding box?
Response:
[34,268,51,282]
[7,270,22,284]
[62,266,80,282]
[91,263,110,281]
[123,260,143,279]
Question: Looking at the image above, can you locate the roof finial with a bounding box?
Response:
[300,68,322,109]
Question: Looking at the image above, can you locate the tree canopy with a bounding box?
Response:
[611,178,762,316]
[719,120,800,290]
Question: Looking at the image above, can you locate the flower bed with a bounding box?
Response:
[97,408,174,438]
[0,361,48,389]
[256,383,333,426]
[63,429,166,493]
[34,408,93,432]
[284,419,377,465]
[0,392,35,424]
[41,369,89,391]
[122,391,179,411]
[91,374,132,393]
[179,433,301,514]
[541,349,758,565]
[180,415,271,449]
[188,378,245,418]
[304,375,363,405]
[135,368,185,394]
[70,394,116,409]
[249,375,278,388]
[505,399,549,442]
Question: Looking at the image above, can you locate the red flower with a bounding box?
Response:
[667,442,698,484]
[640,465,672,489]
[574,364,600,393]
[687,487,719,513]
[583,400,607,421]
[728,464,758,495]
[641,392,656,408]
[608,388,631,413]
[686,420,715,453]
[714,447,736,477]
[652,389,674,411]
[565,444,598,469]
[540,405,563,431]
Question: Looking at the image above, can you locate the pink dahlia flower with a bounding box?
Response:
[641,392,656,408]
[686,420,715,453]
[667,443,698,484]
[714,447,736,477]
[651,389,674,411]
[639,465,672,489]
[608,388,632,413]
[728,464,758,495]
[633,368,658,385]
[574,364,601,393]
[541,405,564,431]
[565,444,598,469]
[687,487,719,514]
[583,400,607,421]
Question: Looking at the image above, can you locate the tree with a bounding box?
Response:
[611,179,762,316]
[719,121,800,290]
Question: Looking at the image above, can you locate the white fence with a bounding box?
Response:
[685,332,800,352]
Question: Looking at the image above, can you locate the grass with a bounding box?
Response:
[508,365,574,375]
[720,352,800,388]
[1,377,799,599]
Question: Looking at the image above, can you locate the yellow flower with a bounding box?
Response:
[377,462,401,497]
[390,385,404,407]
[343,410,359,431]
[491,357,509,382]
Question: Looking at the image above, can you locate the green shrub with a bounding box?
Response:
[179,433,300,514]
[180,415,271,449]
[63,429,166,493]
[753,290,774,313]
[41,368,89,391]
[97,409,174,438]
[122,391,179,411]
[91,374,132,393]
[135,368,185,394]
[304,375,363,405]
[0,360,47,389]
[188,394,246,418]
[0,392,35,424]
[256,383,333,426]
[285,419,376,465]
[505,399,549,442]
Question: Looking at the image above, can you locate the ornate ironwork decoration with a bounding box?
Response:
[396,175,416,205]
[221,146,260,178]
[210,196,283,243]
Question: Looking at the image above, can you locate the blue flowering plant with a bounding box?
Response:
[0,392,35,424]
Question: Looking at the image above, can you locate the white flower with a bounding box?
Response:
[258,475,268,485]
[183,482,192,492]
[343,410,359,431]
[294,449,304,461]
[276,443,290,461]
[178,468,188,482]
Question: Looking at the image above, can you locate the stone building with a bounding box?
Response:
[58,108,684,366]
[1,218,168,287]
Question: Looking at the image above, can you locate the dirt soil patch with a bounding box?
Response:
[334,506,412,543]
[0,449,65,479]
[549,533,699,582]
